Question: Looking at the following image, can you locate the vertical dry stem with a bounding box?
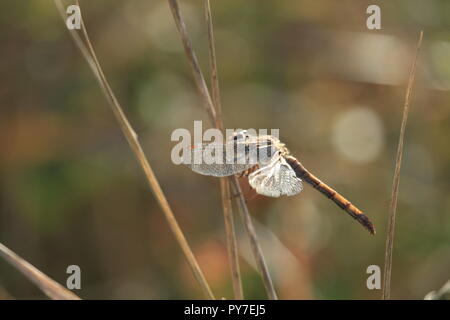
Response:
[54,0,214,300]
[168,0,277,299]
[203,0,243,300]
[230,179,278,300]
[382,31,423,300]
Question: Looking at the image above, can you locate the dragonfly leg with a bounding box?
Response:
[245,187,259,201]
[230,185,259,202]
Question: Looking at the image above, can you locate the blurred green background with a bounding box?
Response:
[0,0,449,299]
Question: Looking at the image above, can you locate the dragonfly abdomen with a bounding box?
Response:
[285,156,375,235]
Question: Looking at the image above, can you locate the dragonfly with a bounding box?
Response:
[185,130,375,234]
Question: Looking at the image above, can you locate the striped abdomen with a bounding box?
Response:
[285,156,375,235]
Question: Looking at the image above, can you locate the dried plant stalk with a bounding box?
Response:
[204,0,243,300]
[204,0,223,120]
[54,0,214,300]
[230,178,278,300]
[0,242,81,300]
[168,0,277,299]
[382,31,423,300]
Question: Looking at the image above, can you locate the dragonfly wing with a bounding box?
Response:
[185,142,254,177]
[189,162,253,177]
[278,157,304,196]
[248,156,303,197]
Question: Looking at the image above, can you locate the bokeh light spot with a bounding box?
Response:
[332,107,384,164]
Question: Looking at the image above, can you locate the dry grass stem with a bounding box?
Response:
[382,31,423,300]
[204,0,243,300]
[219,178,243,299]
[168,0,278,299]
[167,0,217,125]
[0,242,81,300]
[54,0,214,300]
[230,178,278,300]
[204,0,223,120]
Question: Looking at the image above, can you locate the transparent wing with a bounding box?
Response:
[248,155,303,197]
[183,131,279,177]
[185,141,255,177]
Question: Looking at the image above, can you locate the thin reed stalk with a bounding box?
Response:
[382,31,423,300]
[167,0,278,299]
[230,179,278,299]
[54,0,214,300]
[203,0,243,300]
[204,0,223,120]
[0,242,81,300]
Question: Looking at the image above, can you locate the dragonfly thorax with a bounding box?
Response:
[250,135,290,165]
